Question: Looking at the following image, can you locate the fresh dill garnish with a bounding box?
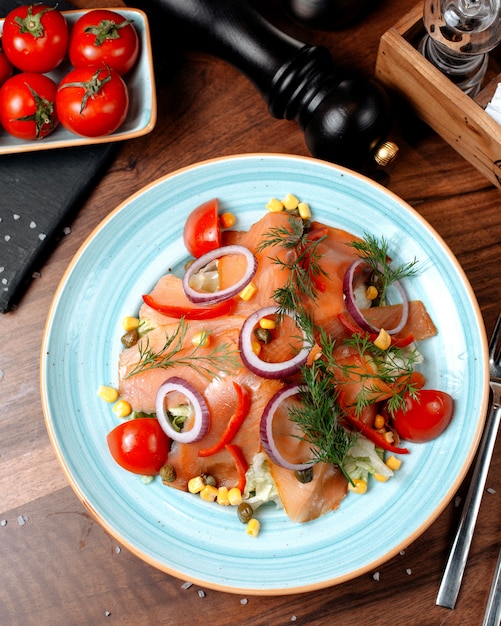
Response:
[126,319,240,379]
[328,332,421,417]
[287,328,358,481]
[350,233,419,303]
[256,215,328,316]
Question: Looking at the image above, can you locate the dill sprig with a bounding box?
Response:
[256,215,328,316]
[287,328,358,481]
[126,319,240,379]
[328,333,421,416]
[350,233,419,303]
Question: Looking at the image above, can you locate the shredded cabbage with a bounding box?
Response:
[344,436,393,482]
[243,452,282,510]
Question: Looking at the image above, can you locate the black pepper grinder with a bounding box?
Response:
[130,0,395,172]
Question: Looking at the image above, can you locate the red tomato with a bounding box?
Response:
[2,4,69,73]
[68,9,139,76]
[0,41,13,87]
[183,198,222,258]
[0,72,58,139]
[56,65,129,137]
[107,418,170,475]
[391,389,454,443]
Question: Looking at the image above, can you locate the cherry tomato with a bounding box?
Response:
[390,389,454,443]
[2,4,69,73]
[56,65,129,137]
[0,72,58,139]
[107,418,170,475]
[68,9,139,76]
[0,41,13,87]
[183,198,222,258]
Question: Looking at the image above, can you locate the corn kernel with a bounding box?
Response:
[348,479,367,494]
[217,486,230,506]
[251,340,262,356]
[192,330,211,347]
[366,285,379,301]
[373,473,389,482]
[220,212,236,228]
[282,193,299,211]
[374,414,385,430]
[113,399,132,418]
[266,198,284,213]
[97,385,119,403]
[297,202,311,220]
[386,455,402,471]
[188,476,205,494]
[384,430,395,443]
[122,316,140,331]
[200,485,219,502]
[228,487,243,506]
[259,317,276,330]
[239,282,257,301]
[246,518,261,537]
[374,328,391,350]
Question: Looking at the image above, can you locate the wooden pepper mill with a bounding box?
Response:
[129,0,395,171]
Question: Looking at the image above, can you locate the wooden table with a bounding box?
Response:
[1,0,500,623]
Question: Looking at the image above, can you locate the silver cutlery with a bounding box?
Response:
[436,312,501,609]
[483,544,501,626]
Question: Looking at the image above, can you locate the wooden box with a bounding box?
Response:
[376,3,501,189]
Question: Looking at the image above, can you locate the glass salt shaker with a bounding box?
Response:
[419,0,501,96]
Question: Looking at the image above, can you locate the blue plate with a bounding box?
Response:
[41,154,489,594]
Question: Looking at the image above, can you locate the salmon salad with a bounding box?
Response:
[102,194,454,536]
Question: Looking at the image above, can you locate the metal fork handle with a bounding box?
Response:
[436,392,501,609]
[483,544,501,626]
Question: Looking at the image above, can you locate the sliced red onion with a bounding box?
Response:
[183,244,257,304]
[343,259,409,336]
[260,384,315,471]
[239,306,311,379]
[155,376,210,443]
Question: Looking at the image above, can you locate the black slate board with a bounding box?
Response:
[0,0,117,313]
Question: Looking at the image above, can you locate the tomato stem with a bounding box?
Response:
[59,67,113,113]
[14,5,55,38]
[84,19,134,47]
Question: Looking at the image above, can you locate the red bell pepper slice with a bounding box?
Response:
[343,411,409,454]
[225,443,249,492]
[337,312,414,348]
[198,382,251,457]
[142,294,235,320]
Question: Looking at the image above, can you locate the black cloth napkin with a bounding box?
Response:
[0,0,117,312]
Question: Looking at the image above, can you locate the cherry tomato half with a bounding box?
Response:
[390,389,454,443]
[2,4,69,73]
[69,9,139,76]
[183,198,222,258]
[107,418,170,475]
[0,41,13,87]
[0,72,58,139]
[56,65,129,137]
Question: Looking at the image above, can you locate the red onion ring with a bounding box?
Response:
[239,306,311,379]
[155,376,210,443]
[183,244,257,305]
[260,384,315,471]
[343,259,409,336]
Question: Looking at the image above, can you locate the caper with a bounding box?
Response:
[159,463,176,483]
[295,467,314,484]
[254,327,272,344]
[202,473,217,487]
[237,502,254,524]
[121,329,139,348]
